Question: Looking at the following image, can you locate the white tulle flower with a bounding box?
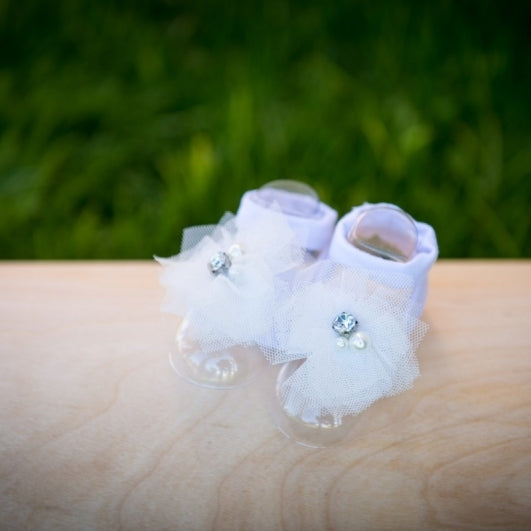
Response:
[156,209,305,353]
[269,260,427,421]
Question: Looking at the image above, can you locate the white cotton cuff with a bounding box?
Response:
[236,190,338,253]
[327,203,438,314]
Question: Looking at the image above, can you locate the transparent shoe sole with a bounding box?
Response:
[268,360,356,448]
[169,317,267,389]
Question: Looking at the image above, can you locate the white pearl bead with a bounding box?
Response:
[227,267,239,280]
[336,337,347,348]
[350,332,368,350]
[228,243,243,259]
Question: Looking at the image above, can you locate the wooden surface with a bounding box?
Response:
[0,261,530,530]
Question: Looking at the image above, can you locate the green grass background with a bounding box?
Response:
[1,0,530,258]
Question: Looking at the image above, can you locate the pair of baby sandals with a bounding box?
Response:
[157,181,438,447]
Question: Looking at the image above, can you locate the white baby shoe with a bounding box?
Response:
[266,203,438,447]
[156,180,338,389]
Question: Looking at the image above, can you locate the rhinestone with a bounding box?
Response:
[332,312,358,337]
[350,332,368,350]
[208,251,231,275]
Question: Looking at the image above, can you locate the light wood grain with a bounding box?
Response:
[0,261,530,530]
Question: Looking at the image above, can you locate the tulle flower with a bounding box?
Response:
[268,260,428,421]
[156,209,305,353]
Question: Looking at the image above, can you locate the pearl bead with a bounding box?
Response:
[336,337,347,348]
[228,243,243,258]
[350,332,368,350]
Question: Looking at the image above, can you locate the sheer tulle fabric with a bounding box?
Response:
[156,209,305,353]
[267,261,428,421]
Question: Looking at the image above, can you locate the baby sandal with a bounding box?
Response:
[156,181,337,389]
[266,203,438,447]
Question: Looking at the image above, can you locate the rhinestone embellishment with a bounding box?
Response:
[332,312,358,337]
[333,312,368,350]
[208,251,232,275]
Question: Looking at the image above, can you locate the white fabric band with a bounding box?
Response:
[236,190,338,252]
[327,203,438,314]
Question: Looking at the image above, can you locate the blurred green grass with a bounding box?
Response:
[0,0,530,258]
